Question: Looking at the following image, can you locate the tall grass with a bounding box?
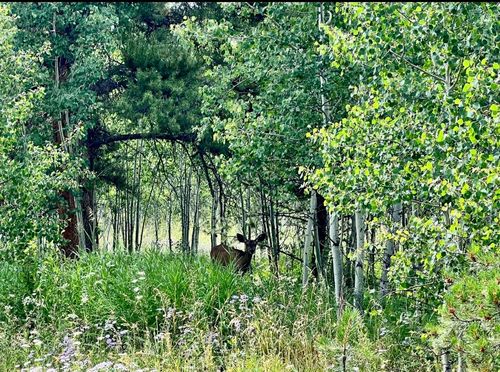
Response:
[0,251,432,371]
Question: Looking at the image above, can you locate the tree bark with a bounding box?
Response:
[167,196,173,252]
[330,211,344,313]
[441,349,452,372]
[354,209,365,313]
[211,185,218,248]
[134,140,143,251]
[302,191,317,287]
[269,193,279,275]
[191,173,201,254]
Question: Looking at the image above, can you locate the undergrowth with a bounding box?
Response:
[0,251,436,371]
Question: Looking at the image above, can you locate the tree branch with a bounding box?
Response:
[388,49,446,83]
[89,132,196,149]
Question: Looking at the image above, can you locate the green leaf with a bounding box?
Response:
[461,183,470,195]
[436,129,445,143]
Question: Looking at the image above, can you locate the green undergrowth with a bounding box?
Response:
[0,251,436,371]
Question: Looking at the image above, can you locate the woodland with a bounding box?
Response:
[0,2,498,371]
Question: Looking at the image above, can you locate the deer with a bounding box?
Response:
[210,233,267,274]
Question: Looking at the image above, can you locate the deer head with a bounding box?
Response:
[236,232,267,255]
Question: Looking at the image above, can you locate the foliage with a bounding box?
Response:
[0,4,69,261]
[174,3,349,193]
[0,3,498,371]
[306,2,499,369]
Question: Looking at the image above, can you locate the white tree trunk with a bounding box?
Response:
[441,349,451,372]
[329,211,343,311]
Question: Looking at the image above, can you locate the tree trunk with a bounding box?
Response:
[52,13,79,258]
[240,185,247,238]
[246,187,252,238]
[180,159,192,253]
[112,192,118,251]
[211,185,218,248]
[259,187,273,270]
[139,175,156,251]
[354,209,365,313]
[191,174,201,254]
[314,193,328,277]
[441,349,451,372]
[302,191,317,287]
[330,211,343,313]
[269,193,280,275]
[344,215,355,289]
[81,185,98,252]
[134,140,143,251]
[368,225,376,287]
[314,2,331,279]
[314,219,325,281]
[167,196,173,252]
[154,204,159,248]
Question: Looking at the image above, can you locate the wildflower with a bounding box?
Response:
[27,367,43,372]
[33,339,42,347]
[205,331,219,346]
[154,332,165,341]
[104,320,115,331]
[166,307,175,319]
[59,335,76,364]
[253,296,262,303]
[105,337,117,348]
[88,361,114,372]
[240,294,249,303]
[230,318,241,332]
[179,325,192,335]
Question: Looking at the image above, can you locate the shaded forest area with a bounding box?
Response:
[0,2,498,371]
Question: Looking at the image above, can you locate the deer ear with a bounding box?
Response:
[236,233,246,243]
[256,233,267,242]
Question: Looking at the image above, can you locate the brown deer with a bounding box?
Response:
[210,233,267,274]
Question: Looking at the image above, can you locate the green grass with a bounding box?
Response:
[0,251,437,371]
